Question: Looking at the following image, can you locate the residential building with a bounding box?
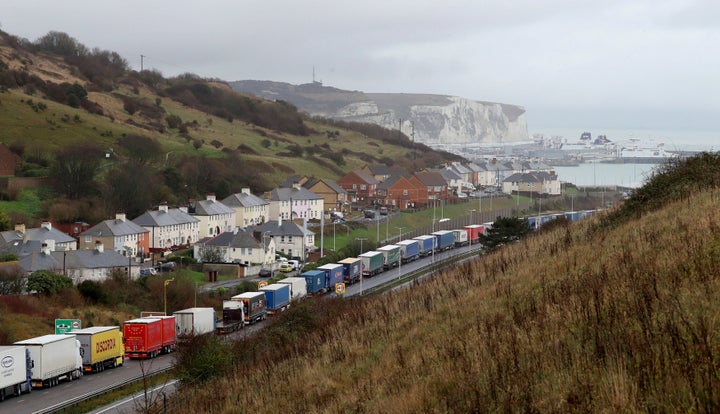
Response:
[376,175,426,210]
[18,241,140,282]
[79,213,150,258]
[337,170,379,205]
[193,228,275,265]
[189,194,236,238]
[303,178,348,214]
[8,222,77,251]
[412,171,449,206]
[221,188,269,228]
[502,171,562,196]
[266,184,324,222]
[132,203,200,251]
[362,164,408,183]
[248,218,315,261]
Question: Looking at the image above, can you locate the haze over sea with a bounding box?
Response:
[528,128,718,188]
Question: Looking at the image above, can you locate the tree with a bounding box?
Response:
[118,134,162,164]
[0,265,26,295]
[0,210,10,231]
[27,270,73,294]
[479,216,533,251]
[198,245,224,263]
[103,160,160,218]
[49,143,103,199]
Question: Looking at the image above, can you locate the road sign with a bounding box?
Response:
[335,283,346,295]
[258,281,268,289]
[55,319,81,334]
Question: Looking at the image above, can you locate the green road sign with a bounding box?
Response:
[55,319,82,334]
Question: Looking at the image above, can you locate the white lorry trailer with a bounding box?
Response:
[173,307,216,337]
[14,334,83,388]
[0,345,32,401]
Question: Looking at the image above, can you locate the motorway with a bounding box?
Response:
[3,243,482,414]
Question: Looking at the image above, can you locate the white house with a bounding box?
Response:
[193,228,276,265]
[189,194,236,238]
[221,188,270,228]
[19,241,140,283]
[247,218,315,261]
[132,203,200,250]
[502,171,562,196]
[266,184,324,222]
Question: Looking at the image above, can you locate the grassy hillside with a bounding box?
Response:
[164,155,720,412]
[0,30,454,224]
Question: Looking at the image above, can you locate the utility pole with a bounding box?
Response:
[140,55,145,72]
[356,238,367,295]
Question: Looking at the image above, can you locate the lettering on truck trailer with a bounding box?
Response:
[96,338,116,353]
[1,355,14,368]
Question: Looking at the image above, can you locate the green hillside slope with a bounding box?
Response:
[166,155,720,413]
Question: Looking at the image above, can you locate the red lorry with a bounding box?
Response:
[123,316,176,359]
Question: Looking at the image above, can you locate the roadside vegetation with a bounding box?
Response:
[160,152,720,412]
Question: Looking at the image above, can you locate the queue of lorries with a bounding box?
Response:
[0,209,600,402]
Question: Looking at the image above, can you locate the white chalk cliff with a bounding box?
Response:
[229,81,528,146]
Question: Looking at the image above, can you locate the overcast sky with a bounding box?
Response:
[2,1,719,133]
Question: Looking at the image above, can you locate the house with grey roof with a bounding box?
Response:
[193,228,275,265]
[188,194,236,239]
[221,188,269,228]
[19,241,140,282]
[8,222,77,251]
[247,218,315,261]
[502,171,561,196]
[266,184,324,222]
[132,203,200,251]
[79,213,149,258]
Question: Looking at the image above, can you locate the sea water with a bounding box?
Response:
[529,128,718,188]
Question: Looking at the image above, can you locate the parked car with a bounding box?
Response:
[379,206,388,215]
[140,268,157,276]
[279,263,293,273]
[364,209,376,219]
[259,268,273,278]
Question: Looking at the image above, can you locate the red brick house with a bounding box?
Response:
[411,171,449,206]
[377,175,427,210]
[337,170,379,206]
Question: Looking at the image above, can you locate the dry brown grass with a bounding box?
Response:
[162,189,720,413]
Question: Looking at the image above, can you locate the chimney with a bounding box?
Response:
[292,183,301,190]
[41,221,52,230]
[159,202,169,213]
[14,224,25,234]
[187,199,196,214]
[41,242,51,255]
[115,212,126,222]
[95,240,104,253]
[241,188,250,195]
[233,227,239,235]
[278,216,282,227]
[206,193,216,202]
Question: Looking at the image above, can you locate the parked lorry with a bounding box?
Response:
[231,292,267,325]
[69,326,124,373]
[463,224,484,245]
[215,301,244,334]
[376,245,401,269]
[277,276,308,300]
[146,315,177,354]
[316,263,344,290]
[431,230,455,251]
[396,239,420,263]
[337,257,361,284]
[0,345,32,400]
[413,235,435,256]
[124,317,164,359]
[260,283,291,314]
[14,334,83,388]
[452,229,469,247]
[302,269,327,295]
[359,251,384,277]
[174,307,216,337]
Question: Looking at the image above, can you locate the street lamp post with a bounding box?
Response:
[164,278,174,315]
[333,221,336,252]
[356,237,367,295]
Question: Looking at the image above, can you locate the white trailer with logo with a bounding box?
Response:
[0,345,32,401]
[14,334,82,388]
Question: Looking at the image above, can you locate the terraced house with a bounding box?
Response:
[221,188,269,228]
[132,203,200,251]
[189,194,236,238]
